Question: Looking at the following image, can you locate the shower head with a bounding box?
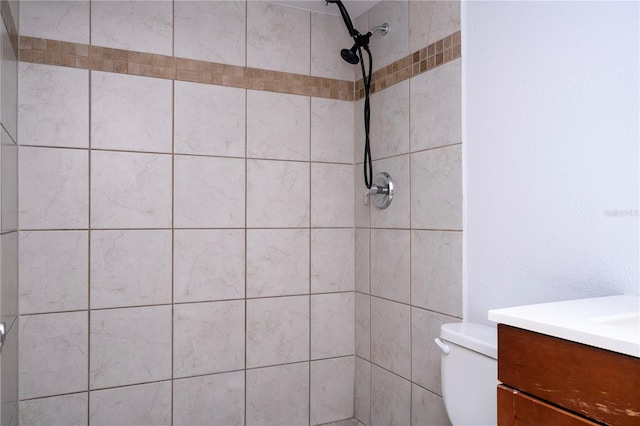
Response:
[341,43,360,65]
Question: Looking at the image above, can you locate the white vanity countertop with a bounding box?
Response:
[488,295,640,358]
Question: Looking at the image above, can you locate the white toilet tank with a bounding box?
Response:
[436,323,497,426]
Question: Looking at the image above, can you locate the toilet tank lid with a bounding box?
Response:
[441,323,497,359]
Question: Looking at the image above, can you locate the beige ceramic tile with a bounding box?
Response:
[370,364,411,426]
[310,357,355,424]
[89,381,171,426]
[311,293,354,359]
[370,297,411,380]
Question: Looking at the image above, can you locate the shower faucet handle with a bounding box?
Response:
[364,185,384,206]
[363,172,394,209]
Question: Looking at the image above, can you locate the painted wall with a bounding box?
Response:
[464,1,639,325]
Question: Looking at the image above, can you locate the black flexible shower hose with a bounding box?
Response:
[359,45,373,189]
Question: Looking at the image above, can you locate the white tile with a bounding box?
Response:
[311,97,354,163]
[411,230,463,317]
[354,162,370,228]
[19,312,88,399]
[90,230,172,309]
[90,306,171,389]
[355,292,370,360]
[173,372,245,426]
[19,147,88,229]
[310,357,355,425]
[246,296,309,368]
[370,365,411,426]
[411,384,452,426]
[246,229,309,298]
[369,0,409,69]
[91,0,172,56]
[1,321,18,426]
[1,233,18,326]
[174,229,245,303]
[20,0,89,44]
[19,63,89,148]
[174,155,245,228]
[19,231,88,314]
[311,163,354,227]
[354,97,365,168]
[173,301,245,378]
[371,229,410,304]
[412,307,459,395]
[310,12,355,81]
[371,154,410,229]
[174,1,245,66]
[1,130,18,232]
[311,228,354,293]
[247,90,310,161]
[174,81,245,157]
[89,381,171,426]
[247,160,310,228]
[355,229,370,294]
[91,151,172,229]
[355,358,371,426]
[19,393,88,426]
[311,293,354,359]
[369,80,409,160]
[246,363,309,426]
[371,297,411,380]
[91,72,172,153]
[410,59,462,151]
[1,20,17,140]
[247,2,310,75]
[411,145,462,230]
[409,0,460,52]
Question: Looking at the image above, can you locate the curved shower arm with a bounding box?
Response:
[326,0,359,38]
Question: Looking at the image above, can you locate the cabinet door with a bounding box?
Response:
[498,385,599,426]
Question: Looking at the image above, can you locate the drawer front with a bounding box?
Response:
[498,385,600,426]
[498,325,640,426]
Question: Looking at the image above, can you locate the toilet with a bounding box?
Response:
[434,323,498,426]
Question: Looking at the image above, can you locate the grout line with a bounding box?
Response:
[87,62,92,424]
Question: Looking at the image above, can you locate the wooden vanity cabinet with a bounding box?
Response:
[497,324,640,426]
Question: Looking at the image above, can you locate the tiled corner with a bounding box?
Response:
[370,297,411,380]
[411,384,452,426]
[410,59,462,152]
[91,71,172,153]
[173,372,245,426]
[89,381,171,426]
[354,358,371,426]
[19,147,88,230]
[311,97,354,164]
[1,233,18,326]
[2,18,18,140]
[1,321,18,426]
[174,155,245,228]
[247,160,310,228]
[311,163,354,227]
[1,129,18,233]
[411,230,463,318]
[247,2,310,75]
[370,229,410,304]
[310,12,355,81]
[409,0,461,52]
[174,229,245,303]
[411,307,460,395]
[411,144,462,230]
[91,0,173,56]
[19,393,88,426]
[246,229,309,298]
[246,296,309,368]
[90,305,172,389]
[19,312,88,399]
[174,81,245,157]
[246,362,309,426]
[370,364,411,426]
[369,80,409,160]
[355,292,371,360]
[174,0,246,66]
[354,163,371,229]
[19,230,88,314]
[19,0,89,44]
[18,62,89,148]
[355,228,370,294]
[90,230,172,309]
[310,357,355,425]
[311,293,355,359]
[90,150,172,229]
[173,301,245,378]
[311,228,354,293]
[247,90,310,161]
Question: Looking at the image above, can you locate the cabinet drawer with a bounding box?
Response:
[498,325,640,426]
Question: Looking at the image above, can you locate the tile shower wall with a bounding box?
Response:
[354,2,462,426]
[0,1,19,425]
[17,2,355,425]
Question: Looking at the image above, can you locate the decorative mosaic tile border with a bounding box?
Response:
[19,30,461,101]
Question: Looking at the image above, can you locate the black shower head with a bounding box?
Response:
[341,43,360,64]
